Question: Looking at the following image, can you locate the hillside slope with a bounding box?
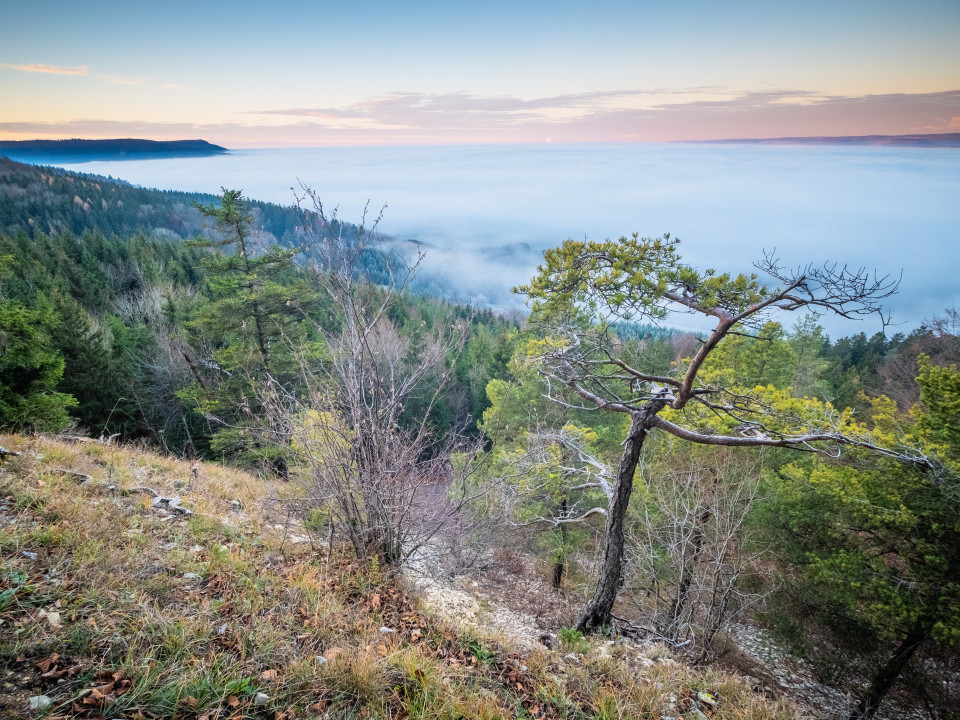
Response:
[0,157,301,243]
[0,434,797,719]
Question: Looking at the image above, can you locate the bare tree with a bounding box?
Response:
[517,234,929,632]
[272,188,480,567]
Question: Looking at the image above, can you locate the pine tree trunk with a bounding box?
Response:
[553,495,568,590]
[576,401,664,633]
[850,614,929,719]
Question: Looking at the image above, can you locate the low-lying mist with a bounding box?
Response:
[58,142,960,336]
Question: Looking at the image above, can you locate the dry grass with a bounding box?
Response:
[0,433,799,719]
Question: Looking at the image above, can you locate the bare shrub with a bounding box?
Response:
[270,189,483,567]
[622,445,771,661]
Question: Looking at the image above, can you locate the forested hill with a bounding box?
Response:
[0,156,301,242]
[0,138,227,161]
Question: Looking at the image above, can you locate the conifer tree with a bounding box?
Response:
[185,190,317,467]
[0,258,76,431]
[517,234,913,633]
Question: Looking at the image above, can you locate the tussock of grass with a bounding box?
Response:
[0,433,798,719]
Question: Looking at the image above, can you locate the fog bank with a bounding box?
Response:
[58,143,960,336]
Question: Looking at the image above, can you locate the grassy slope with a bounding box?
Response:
[0,434,797,720]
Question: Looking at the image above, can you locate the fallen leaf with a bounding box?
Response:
[36,654,60,672]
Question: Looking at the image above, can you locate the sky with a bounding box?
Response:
[2,0,960,146]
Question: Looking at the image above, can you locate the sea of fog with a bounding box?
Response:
[57,143,960,336]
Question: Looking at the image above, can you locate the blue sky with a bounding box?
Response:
[2,0,959,145]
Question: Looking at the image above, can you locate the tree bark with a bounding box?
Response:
[576,400,664,632]
[850,614,929,719]
[553,495,568,590]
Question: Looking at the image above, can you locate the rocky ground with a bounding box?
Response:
[407,537,946,720]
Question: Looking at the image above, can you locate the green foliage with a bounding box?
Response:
[518,233,769,324]
[765,362,960,670]
[698,321,797,390]
[821,330,905,411]
[0,281,76,431]
[304,506,331,533]
[916,355,960,470]
[786,315,832,399]
[182,189,321,468]
[0,157,304,245]
[557,627,589,653]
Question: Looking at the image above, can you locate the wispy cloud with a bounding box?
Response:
[2,62,87,76]
[249,89,707,129]
[248,88,960,142]
[2,89,958,147]
[3,63,157,87]
[162,83,183,90]
[98,74,145,86]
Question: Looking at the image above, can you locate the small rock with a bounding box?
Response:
[314,656,327,666]
[379,626,394,634]
[152,495,193,515]
[29,695,52,711]
[22,551,37,560]
[253,692,270,707]
[563,653,579,663]
[697,691,717,707]
[183,572,199,580]
[229,500,243,511]
[39,610,61,627]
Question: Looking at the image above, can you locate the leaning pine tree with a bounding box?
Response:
[516,233,933,633]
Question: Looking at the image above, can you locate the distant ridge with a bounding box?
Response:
[0,138,229,162]
[694,132,960,148]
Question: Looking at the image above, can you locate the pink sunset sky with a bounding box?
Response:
[2,0,958,147]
